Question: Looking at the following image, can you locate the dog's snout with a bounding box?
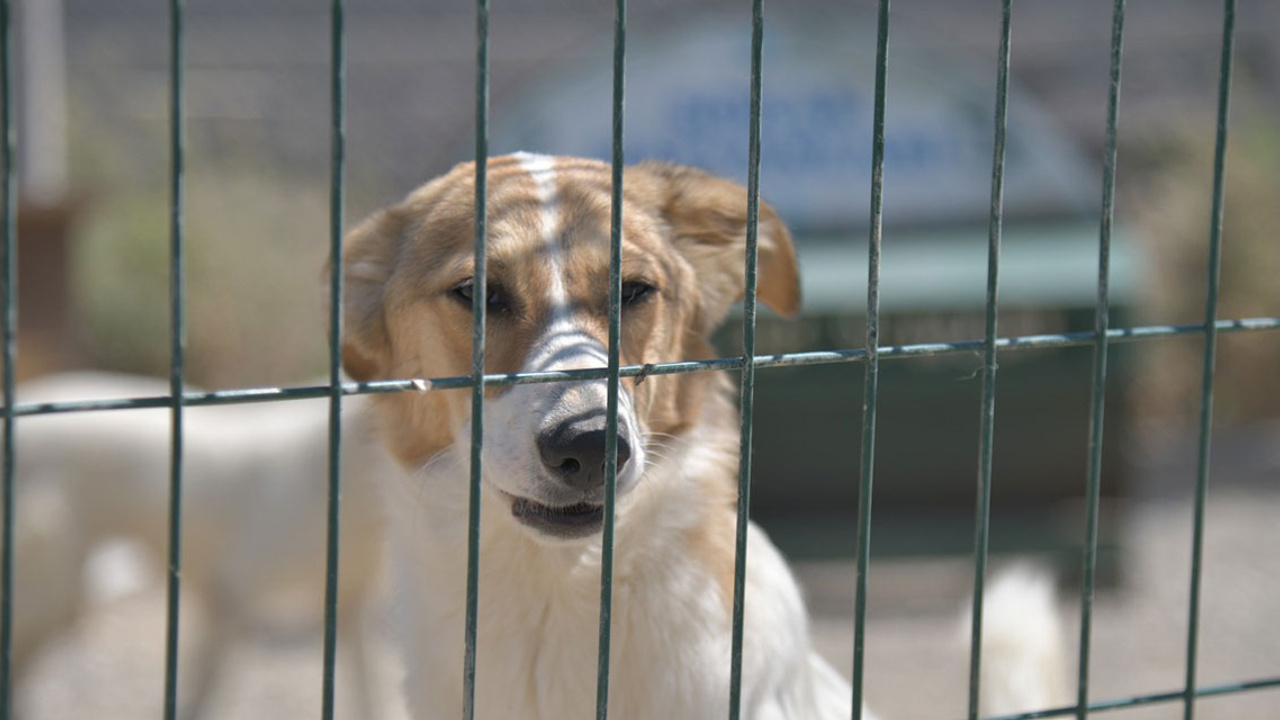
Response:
[537,417,632,491]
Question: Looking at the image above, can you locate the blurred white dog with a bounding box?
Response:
[7,372,397,719]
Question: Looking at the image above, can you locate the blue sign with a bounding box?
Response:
[494,18,1095,230]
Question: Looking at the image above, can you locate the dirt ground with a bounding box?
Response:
[15,430,1280,719]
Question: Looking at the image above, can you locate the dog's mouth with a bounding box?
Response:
[508,496,605,539]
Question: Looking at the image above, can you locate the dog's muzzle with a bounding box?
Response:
[537,412,633,492]
[504,412,633,539]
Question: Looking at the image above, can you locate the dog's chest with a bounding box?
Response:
[403,546,734,720]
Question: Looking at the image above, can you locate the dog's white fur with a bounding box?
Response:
[380,388,858,720]
[9,372,393,718]
[340,153,1068,719]
[967,565,1072,716]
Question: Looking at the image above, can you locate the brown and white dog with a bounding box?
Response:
[340,153,1066,719]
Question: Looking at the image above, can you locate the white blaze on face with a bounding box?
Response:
[477,153,644,516]
[513,151,568,314]
[511,151,607,373]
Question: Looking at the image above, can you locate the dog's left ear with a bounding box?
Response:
[627,162,801,332]
[325,207,406,382]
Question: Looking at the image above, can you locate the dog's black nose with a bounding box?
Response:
[538,416,632,491]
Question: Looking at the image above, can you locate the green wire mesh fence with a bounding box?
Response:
[0,1,1278,720]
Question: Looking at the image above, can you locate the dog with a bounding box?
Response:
[9,372,394,719]
[339,152,1068,719]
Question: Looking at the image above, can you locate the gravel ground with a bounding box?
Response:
[15,434,1280,719]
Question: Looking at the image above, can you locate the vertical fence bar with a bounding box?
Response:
[594,0,625,717]
[462,1,489,717]
[162,0,186,717]
[320,0,345,718]
[1077,2,1126,718]
[727,1,765,718]
[1183,2,1235,718]
[851,2,890,718]
[967,1,1012,717]
[0,0,15,714]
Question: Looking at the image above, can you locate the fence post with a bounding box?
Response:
[966,1,1013,717]
[162,0,187,717]
[461,2,490,717]
[320,0,346,718]
[851,3,891,718]
[1184,1,1236,718]
[726,1,766,718]
[0,0,17,715]
[594,0,626,717]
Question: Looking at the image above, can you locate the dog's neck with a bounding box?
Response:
[380,376,741,600]
[379,385,744,719]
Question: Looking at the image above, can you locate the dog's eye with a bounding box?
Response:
[620,281,656,307]
[450,280,510,314]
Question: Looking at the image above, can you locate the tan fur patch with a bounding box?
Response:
[339,154,800,474]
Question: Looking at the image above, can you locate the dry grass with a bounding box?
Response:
[1127,111,1280,427]
[71,169,333,389]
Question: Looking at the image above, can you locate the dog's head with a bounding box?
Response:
[339,153,798,541]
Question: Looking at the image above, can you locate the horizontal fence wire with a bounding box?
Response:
[461,0,489,716]
[0,0,14,714]
[967,0,1012,716]
[320,0,345,717]
[851,1,891,717]
[162,0,186,717]
[967,676,1280,720]
[3,318,1278,418]
[1077,0,1126,717]
[727,0,765,717]
[1184,1,1236,718]
[594,0,625,715]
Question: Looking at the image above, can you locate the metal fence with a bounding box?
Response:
[2,0,1280,719]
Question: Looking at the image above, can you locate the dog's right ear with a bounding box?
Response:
[332,208,405,382]
[626,162,801,334]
